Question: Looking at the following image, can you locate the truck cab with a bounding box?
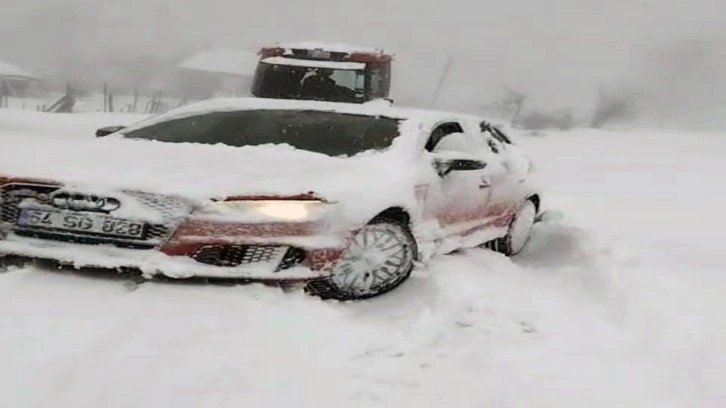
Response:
[251,42,392,104]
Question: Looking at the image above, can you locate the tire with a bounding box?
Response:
[305,218,418,301]
[490,199,537,256]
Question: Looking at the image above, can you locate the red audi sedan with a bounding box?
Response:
[0,98,542,300]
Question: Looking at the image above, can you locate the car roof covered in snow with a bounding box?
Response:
[121,97,484,133]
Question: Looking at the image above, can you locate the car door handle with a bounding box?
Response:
[479,180,491,189]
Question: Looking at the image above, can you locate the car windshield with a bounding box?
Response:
[252,62,366,103]
[121,109,401,157]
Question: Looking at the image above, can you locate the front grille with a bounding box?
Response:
[146,224,172,242]
[192,245,306,271]
[123,191,192,220]
[0,183,189,249]
[192,245,282,267]
[277,247,306,270]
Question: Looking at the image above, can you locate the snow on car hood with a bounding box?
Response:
[0,135,421,221]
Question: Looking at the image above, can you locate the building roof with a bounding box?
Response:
[178,48,258,77]
[0,60,39,80]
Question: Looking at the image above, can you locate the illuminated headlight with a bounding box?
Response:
[213,200,326,221]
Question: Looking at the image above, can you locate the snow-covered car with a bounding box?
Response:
[0,98,542,300]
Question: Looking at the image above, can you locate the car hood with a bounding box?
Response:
[0,136,418,205]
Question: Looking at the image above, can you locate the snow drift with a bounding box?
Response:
[1,111,726,407]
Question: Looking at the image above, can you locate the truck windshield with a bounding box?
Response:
[252,61,366,103]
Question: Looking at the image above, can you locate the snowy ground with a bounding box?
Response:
[1,111,725,407]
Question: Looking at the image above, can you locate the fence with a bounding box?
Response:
[0,81,201,115]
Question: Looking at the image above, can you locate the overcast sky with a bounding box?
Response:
[1,0,723,123]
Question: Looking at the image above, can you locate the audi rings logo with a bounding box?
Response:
[50,192,121,212]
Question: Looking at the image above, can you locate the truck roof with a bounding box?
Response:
[258,42,393,63]
[277,42,385,54]
[259,56,366,71]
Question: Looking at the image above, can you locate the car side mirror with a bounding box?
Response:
[96,125,126,137]
[433,157,487,177]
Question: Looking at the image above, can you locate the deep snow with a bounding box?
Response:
[1,112,726,407]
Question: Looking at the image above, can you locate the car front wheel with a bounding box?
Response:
[306,219,417,300]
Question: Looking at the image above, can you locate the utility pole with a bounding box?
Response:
[430,55,454,108]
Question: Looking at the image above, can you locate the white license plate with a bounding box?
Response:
[17,209,145,239]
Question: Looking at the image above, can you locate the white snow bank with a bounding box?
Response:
[2,215,722,407]
[2,114,726,407]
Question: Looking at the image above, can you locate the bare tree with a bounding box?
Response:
[590,87,638,128]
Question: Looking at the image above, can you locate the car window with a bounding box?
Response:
[480,121,513,145]
[477,122,513,155]
[121,110,402,157]
[426,122,465,152]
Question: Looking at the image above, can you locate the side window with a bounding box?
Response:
[426,122,465,152]
[368,63,390,99]
[478,121,513,154]
[480,121,513,145]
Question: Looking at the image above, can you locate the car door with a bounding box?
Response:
[421,121,493,239]
[474,122,528,219]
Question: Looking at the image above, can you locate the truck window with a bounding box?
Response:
[368,63,390,99]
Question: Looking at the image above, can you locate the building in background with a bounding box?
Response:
[0,60,41,98]
[177,48,258,100]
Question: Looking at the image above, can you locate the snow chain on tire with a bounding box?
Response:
[305,218,417,301]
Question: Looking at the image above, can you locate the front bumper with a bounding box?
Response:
[0,180,349,280]
[0,234,344,280]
